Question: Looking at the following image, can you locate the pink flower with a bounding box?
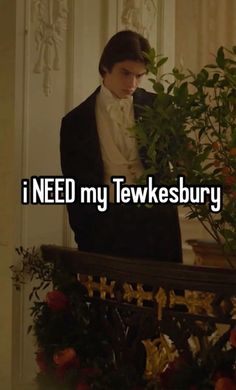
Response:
[46,290,68,311]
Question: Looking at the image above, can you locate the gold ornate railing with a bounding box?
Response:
[41,245,236,384]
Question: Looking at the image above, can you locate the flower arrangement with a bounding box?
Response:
[134,46,236,264]
[11,247,236,389]
[11,247,146,390]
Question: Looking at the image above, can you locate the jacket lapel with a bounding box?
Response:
[82,87,104,180]
[133,88,154,168]
[133,88,154,120]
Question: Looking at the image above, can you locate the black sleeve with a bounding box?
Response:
[60,116,90,183]
[60,115,93,244]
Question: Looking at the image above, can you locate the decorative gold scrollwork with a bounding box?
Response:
[154,287,167,320]
[80,274,236,321]
[81,276,115,299]
[169,290,215,316]
[231,297,236,318]
[142,334,178,380]
[123,282,153,306]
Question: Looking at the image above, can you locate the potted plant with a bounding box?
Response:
[133,46,236,267]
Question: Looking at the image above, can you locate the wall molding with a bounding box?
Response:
[32,0,69,96]
[120,0,158,40]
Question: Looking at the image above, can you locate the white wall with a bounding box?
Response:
[0,0,16,388]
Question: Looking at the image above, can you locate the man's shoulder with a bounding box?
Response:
[135,87,155,97]
[62,86,100,123]
[133,87,155,106]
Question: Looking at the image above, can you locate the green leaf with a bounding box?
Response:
[156,56,168,68]
[216,46,225,68]
[167,81,176,93]
[220,228,236,240]
[153,82,164,94]
[205,64,219,69]
[230,128,236,147]
[148,77,157,84]
[27,325,33,334]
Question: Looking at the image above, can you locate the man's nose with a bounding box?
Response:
[128,75,137,88]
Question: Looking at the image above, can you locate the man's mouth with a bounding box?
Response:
[123,89,134,94]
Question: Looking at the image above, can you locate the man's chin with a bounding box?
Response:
[120,90,135,98]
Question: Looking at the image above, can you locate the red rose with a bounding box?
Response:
[46,290,68,311]
[53,347,77,367]
[76,382,91,390]
[215,377,236,390]
[229,327,236,348]
[36,350,47,372]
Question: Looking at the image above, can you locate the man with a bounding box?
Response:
[60,30,182,262]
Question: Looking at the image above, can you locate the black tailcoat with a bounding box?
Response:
[60,87,182,261]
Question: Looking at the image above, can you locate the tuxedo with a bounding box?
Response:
[60,87,182,261]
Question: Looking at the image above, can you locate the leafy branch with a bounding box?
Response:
[134,46,236,262]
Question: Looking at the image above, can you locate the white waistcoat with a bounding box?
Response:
[95,85,144,201]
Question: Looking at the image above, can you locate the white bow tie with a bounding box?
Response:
[106,98,133,127]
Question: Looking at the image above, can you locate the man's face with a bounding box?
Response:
[103,60,147,99]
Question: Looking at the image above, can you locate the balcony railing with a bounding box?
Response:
[41,245,236,388]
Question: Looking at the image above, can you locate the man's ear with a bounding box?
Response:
[102,67,108,74]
